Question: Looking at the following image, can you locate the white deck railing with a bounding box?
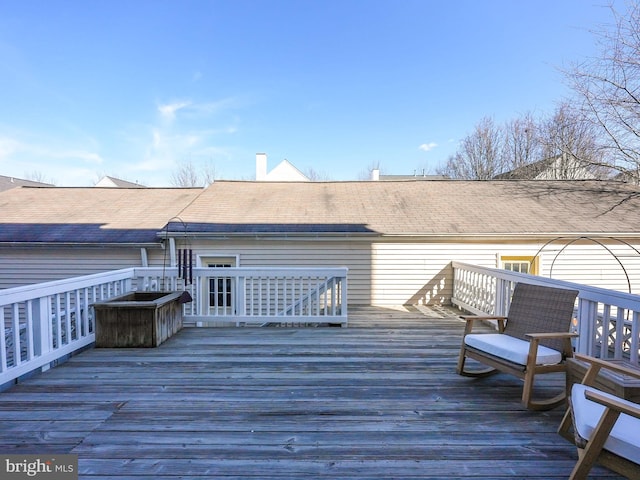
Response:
[452,261,640,366]
[0,266,348,387]
[134,267,348,327]
[0,269,132,388]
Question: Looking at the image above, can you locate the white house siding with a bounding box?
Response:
[536,240,640,296]
[4,237,640,307]
[147,239,374,305]
[370,240,548,306]
[154,237,640,307]
[0,246,150,290]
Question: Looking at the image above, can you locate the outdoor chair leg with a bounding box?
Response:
[524,391,566,411]
[569,408,621,480]
[522,368,566,411]
[456,347,498,377]
[557,408,575,442]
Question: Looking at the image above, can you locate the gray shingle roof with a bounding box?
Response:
[174,180,640,236]
[0,187,201,243]
[1,180,640,244]
[0,175,53,192]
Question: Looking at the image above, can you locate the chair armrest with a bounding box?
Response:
[461,316,508,321]
[574,353,640,381]
[525,332,579,340]
[585,388,640,420]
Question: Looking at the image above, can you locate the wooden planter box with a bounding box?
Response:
[93,292,184,348]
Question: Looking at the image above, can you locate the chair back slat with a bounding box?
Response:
[505,283,579,351]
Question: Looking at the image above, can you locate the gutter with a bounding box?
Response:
[157,231,381,240]
[157,231,640,242]
[0,242,163,248]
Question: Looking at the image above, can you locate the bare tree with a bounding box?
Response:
[170,158,219,187]
[537,103,605,179]
[502,112,542,172]
[304,167,333,181]
[438,107,607,180]
[565,1,640,182]
[25,170,55,185]
[201,159,218,186]
[170,159,201,187]
[437,117,505,179]
[358,161,386,180]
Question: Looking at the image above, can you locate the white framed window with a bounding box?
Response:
[500,255,539,275]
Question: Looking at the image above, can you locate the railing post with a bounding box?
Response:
[11,304,20,367]
[237,276,246,317]
[0,307,6,372]
[495,278,506,316]
[632,311,640,364]
[32,297,52,367]
[614,308,625,359]
[575,298,595,356]
[81,288,90,337]
[341,274,348,322]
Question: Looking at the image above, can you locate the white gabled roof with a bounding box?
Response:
[95,176,146,188]
[264,160,309,182]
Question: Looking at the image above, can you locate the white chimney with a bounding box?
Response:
[256,153,267,180]
[371,169,380,181]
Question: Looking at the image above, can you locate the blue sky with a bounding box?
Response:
[0,0,622,186]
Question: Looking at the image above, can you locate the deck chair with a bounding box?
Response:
[561,353,640,480]
[457,282,579,410]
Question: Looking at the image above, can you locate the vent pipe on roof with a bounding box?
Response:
[256,153,267,180]
[371,169,380,181]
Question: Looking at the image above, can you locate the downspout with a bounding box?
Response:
[169,237,177,267]
[140,247,149,267]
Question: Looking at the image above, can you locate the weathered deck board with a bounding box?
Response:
[0,306,624,479]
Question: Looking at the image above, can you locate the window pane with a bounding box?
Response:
[503,261,529,274]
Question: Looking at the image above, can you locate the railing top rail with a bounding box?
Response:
[135,266,349,276]
[452,261,640,310]
[0,268,136,306]
[1,266,349,308]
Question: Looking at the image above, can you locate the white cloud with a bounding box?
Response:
[157,97,240,123]
[158,100,192,121]
[125,96,245,185]
[50,150,103,164]
[192,98,239,115]
[0,134,103,164]
[419,142,438,152]
[0,136,22,160]
[0,131,105,185]
[134,129,205,173]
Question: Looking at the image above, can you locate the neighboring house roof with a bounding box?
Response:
[255,153,310,182]
[95,176,146,188]
[0,187,200,244]
[611,171,640,184]
[1,180,640,244]
[494,155,597,180]
[0,175,53,192]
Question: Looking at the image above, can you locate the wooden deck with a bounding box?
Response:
[0,306,624,479]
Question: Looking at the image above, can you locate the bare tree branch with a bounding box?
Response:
[564,1,640,183]
[170,159,203,187]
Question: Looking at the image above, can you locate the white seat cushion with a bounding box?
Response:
[572,384,640,463]
[464,333,562,366]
